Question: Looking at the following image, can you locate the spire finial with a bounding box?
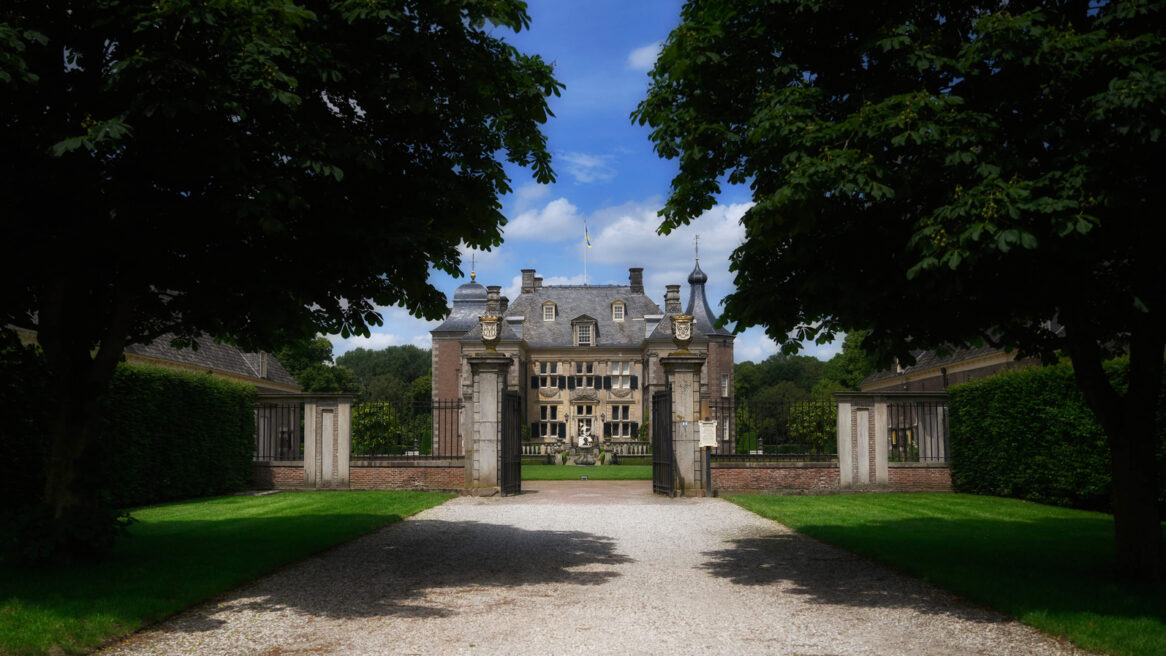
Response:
[694,233,700,261]
[470,252,476,282]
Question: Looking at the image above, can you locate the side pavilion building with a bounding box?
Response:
[431,262,734,448]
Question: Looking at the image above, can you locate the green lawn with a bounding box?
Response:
[0,491,451,656]
[522,464,652,480]
[726,493,1166,656]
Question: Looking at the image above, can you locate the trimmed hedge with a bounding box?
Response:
[100,364,256,508]
[949,360,1166,512]
[1,339,257,513]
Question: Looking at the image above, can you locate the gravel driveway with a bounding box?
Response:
[102,481,1089,655]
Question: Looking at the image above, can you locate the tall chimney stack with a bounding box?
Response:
[665,285,682,313]
[486,285,501,314]
[521,269,535,294]
[534,276,543,289]
[629,267,644,294]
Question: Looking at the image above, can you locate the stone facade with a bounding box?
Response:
[431,262,735,452]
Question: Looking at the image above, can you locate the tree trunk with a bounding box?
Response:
[34,278,134,560]
[1066,324,1164,582]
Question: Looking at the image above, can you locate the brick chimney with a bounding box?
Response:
[629,267,644,293]
[534,276,543,289]
[521,269,535,294]
[665,285,682,313]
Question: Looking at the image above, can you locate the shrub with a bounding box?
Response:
[949,360,1165,512]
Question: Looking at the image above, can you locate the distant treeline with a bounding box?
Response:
[735,331,875,402]
[274,338,430,405]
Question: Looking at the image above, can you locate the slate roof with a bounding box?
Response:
[685,260,732,336]
[432,281,488,333]
[125,336,300,389]
[861,343,1006,386]
[504,285,662,347]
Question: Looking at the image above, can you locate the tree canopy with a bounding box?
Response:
[0,0,560,559]
[273,337,361,395]
[636,0,1164,579]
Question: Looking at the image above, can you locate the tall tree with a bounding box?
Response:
[635,0,1165,579]
[1,0,560,558]
[273,336,361,394]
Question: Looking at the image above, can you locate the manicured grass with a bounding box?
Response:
[726,493,1166,656]
[0,491,451,656]
[522,464,652,480]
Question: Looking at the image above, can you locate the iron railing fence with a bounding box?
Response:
[887,400,949,462]
[351,399,463,459]
[254,402,304,461]
[708,399,838,463]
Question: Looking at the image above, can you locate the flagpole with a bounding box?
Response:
[584,219,589,286]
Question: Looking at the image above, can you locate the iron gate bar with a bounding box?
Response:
[652,389,675,497]
[500,390,522,496]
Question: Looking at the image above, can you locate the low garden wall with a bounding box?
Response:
[350,461,464,491]
[252,462,306,489]
[712,462,840,494]
[888,463,952,492]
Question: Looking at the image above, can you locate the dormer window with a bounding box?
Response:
[612,301,625,321]
[571,314,598,347]
[542,302,556,321]
[577,323,592,346]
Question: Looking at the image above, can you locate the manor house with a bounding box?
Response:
[431,262,734,447]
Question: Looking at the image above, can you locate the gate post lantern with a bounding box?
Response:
[659,350,707,495]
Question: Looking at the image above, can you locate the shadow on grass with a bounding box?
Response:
[701,513,1165,631]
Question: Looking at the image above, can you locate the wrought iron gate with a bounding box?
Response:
[651,389,675,497]
[500,390,522,496]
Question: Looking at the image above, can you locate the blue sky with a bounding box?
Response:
[327,0,842,364]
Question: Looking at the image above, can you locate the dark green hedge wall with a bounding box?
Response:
[1,338,256,513]
[100,364,256,508]
[949,360,1166,512]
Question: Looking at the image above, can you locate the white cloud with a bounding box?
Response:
[504,197,583,242]
[735,330,780,363]
[627,42,662,71]
[508,182,552,215]
[559,152,616,184]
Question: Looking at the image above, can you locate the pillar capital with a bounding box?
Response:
[659,352,706,374]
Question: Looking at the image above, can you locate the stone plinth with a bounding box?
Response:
[465,353,512,495]
[660,352,706,496]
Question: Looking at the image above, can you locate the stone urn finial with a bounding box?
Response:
[479,314,501,353]
[671,313,694,353]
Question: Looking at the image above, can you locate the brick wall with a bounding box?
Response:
[705,337,733,402]
[888,464,952,492]
[712,463,840,494]
[350,464,464,491]
[253,464,305,489]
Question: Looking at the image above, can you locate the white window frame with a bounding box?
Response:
[612,302,625,321]
[543,302,556,321]
[611,361,630,389]
[575,362,595,388]
[539,404,559,437]
[609,404,632,437]
[576,323,592,346]
[539,361,559,388]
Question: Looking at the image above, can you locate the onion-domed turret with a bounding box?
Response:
[685,259,731,336]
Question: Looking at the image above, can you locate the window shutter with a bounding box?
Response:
[558,375,567,388]
[631,422,639,437]
[603,376,611,390]
[530,375,538,389]
[567,376,575,390]
[630,375,638,390]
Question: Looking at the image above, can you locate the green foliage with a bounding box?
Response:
[812,330,877,396]
[99,364,257,509]
[522,465,652,480]
[734,354,823,402]
[350,403,433,457]
[273,337,360,394]
[636,1,1165,367]
[734,401,836,457]
[950,361,1166,511]
[0,335,50,513]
